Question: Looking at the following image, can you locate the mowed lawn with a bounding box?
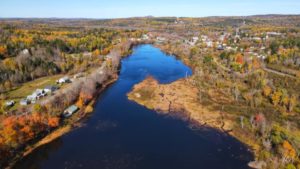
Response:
[5,74,64,111]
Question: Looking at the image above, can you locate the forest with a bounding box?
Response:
[0,23,144,91]
[0,15,300,169]
[0,19,143,167]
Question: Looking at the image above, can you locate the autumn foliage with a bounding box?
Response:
[47,117,60,128]
[76,97,85,108]
[281,140,296,162]
[0,45,7,58]
[0,113,60,153]
[235,53,244,64]
[92,49,101,57]
[262,85,272,97]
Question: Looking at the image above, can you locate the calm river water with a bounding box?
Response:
[13,45,253,169]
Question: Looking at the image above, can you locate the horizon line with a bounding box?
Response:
[1,13,300,20]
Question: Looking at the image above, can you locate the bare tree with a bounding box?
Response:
[233,84,240,101]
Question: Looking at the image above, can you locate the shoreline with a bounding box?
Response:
[3,41,149,169]
[153,45,261,152]
[127,76,258,167]
[4,41,149,169]
[5,76,118,169]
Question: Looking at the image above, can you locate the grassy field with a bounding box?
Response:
[3,65,101,113]
[4,74,64,111]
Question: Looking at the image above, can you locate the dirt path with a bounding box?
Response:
[263,67,297,79]
[214,58,298,80]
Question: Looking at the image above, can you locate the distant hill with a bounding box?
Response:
[1,14,300,29]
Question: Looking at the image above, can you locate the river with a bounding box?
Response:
[13,44,253,169]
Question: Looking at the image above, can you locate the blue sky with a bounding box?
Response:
[1,0,300,18]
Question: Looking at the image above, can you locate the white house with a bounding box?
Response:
[187,37,199,46]
[27,93,38,101]
[21,49,29,55]
[57,77,71,84]
[219,35,226,42]
[192,37,199,42]
[206,41,213,48]
[267,32,282,36]
[20,99,30,106]
[44,86,58,93]
[156,37,166,43]
[5,100,15,107]
[252,37,260,40]
[257,55,267,60]
[73,73,84,79]
[142,34,149,40]
[217,44,224,50]
[201,35,208,41]
[27,89,46,102]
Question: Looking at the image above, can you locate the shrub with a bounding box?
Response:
[270,125,287,145]
[285,164,296,169]
[85,105,94,114]
[203,55,213,64]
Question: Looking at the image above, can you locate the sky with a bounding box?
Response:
[1,0,300,18]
